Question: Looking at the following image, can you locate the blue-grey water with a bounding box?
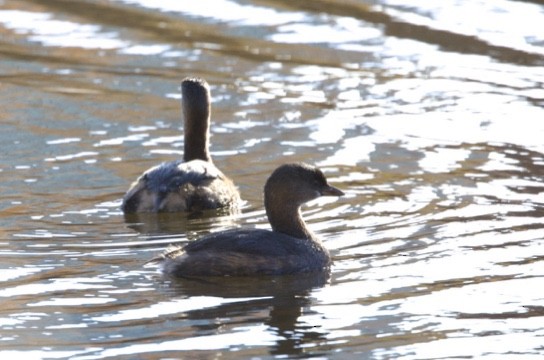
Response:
[1,0,543,358]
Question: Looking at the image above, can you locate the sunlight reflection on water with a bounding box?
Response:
[0,0,543,358]
[0,10,128,49]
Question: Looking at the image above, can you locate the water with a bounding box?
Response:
[1,0,543,358]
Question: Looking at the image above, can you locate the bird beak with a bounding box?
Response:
[321,184,344,197]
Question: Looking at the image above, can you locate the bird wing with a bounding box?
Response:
[182,228,309,257]
[143,159,223,193]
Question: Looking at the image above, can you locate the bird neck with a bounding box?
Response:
[265,197,316,241]
[183,104,211,162]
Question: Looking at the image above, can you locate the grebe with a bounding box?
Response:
[122,77,240,213]
[152,163,344,276]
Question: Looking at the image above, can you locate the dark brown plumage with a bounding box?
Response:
[152,163,344,276]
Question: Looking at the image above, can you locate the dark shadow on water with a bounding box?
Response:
[163,272,330,357]
[456,305,544,320]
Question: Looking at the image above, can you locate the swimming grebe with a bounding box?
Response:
[152,163,344,276]
[122,77,241,213]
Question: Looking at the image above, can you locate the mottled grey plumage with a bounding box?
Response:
[143,160,220,194]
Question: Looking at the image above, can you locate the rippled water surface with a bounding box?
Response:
[1,0,543,358]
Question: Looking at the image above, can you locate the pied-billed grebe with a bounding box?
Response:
[151,163,344,276]
[122,77,241,213]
